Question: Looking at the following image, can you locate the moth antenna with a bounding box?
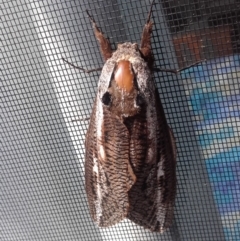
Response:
[140,0,155,69]
[86,10,112,61]
[146,0,155,24]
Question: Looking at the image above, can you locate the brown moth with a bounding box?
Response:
[83,0,176,233]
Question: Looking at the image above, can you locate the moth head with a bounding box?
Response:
[113,42,154,71]
[117,43,138,51]
[101,60,146,118]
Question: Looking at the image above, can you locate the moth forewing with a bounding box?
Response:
[84,0,177,233]
[85,70,134,227]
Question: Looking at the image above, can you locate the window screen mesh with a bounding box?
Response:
[2,0,240,241]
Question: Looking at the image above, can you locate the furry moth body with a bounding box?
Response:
[84,1,177,233]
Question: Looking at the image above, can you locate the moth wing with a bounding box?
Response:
[85,97,136,227]
[127,88,177,232]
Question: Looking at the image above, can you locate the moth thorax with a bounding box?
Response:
[115,60,134,93]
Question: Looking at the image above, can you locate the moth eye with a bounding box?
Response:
[101,92,111,106]
[136,94,145,107]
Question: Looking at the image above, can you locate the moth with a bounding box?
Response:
[64,0,178,233]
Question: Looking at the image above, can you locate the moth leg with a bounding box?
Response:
[72,117,90,122]
[62,57,102,73]
[86,10,112,61]
[140,0,155,68]
[153,59,206,74]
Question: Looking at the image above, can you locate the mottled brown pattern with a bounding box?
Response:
[85,0,176,232]
[85,98,135,226]
[126,89,176,232]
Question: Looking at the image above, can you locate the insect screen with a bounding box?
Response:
[2,0,240,241]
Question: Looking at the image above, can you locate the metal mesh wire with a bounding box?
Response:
[2,0,240,240]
